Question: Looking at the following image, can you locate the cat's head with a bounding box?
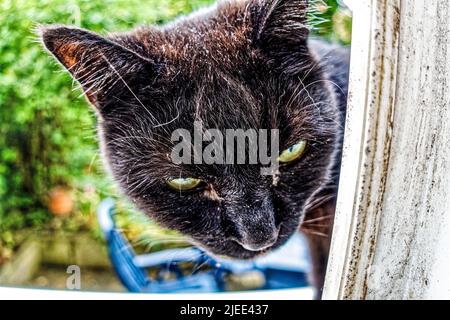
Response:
[40,0,339,259]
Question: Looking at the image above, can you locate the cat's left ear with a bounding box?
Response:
[39,25,155,108]
[252,0,309,58]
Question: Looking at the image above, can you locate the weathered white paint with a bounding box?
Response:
[324,0,450,299]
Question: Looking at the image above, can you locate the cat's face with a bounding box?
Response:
[41,0,339,259]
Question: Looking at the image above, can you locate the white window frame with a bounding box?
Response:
[323,0,450,299]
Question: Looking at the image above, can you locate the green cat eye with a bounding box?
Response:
[278,140,307,163]
[166,177,202,191]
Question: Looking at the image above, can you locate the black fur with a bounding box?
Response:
[40,0,350,292]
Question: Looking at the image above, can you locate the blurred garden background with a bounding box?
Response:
[0,0,351,290]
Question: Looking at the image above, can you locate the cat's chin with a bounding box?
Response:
[191,235,290,261]
[188,218,301,260]
[203,245,270,261]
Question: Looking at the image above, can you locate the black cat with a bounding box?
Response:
[40,0,350,297]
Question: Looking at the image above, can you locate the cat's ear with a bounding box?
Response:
[39,25,154,107]
[252,0,309,56]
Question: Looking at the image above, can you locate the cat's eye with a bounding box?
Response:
[278,140,307,163]
[166,178,203,191]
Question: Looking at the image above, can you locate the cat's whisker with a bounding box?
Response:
[191,259,210,276]
[314,79,348,98]
[286,77,346,132]
[78,76,108,98]
[301,228,329,238]
[87,153,99,174]
[302,214,334,224]
[105,135,156,147]
[165,247,199,266]
[301,43,341,82]
[153,99,181,129]
[139,239,188,248]
[100,53,162,126]
[301,223,329,228]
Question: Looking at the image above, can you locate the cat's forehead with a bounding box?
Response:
[133,1,255,72]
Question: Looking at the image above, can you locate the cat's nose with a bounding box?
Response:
[226,191,279,251]
[235,228,279,252]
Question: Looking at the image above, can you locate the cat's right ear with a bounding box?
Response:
[251,0,310,65]
[39,25,156,108]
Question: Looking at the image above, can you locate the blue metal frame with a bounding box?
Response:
[97,199,311,293]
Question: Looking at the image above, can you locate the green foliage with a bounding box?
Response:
[0,0,215,232]
[309,0,352,44]
[0,0,351,258]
